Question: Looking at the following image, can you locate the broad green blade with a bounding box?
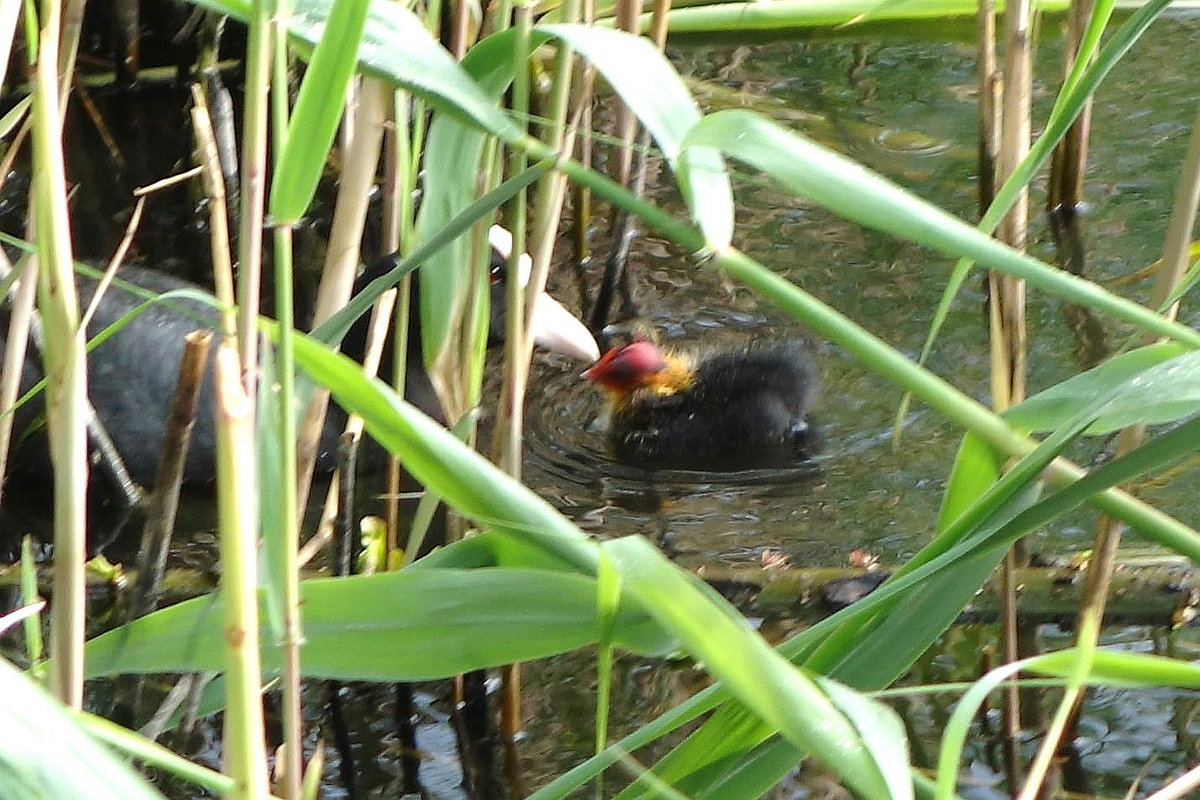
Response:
[684,109,1200,348]
[1006,345,1200,434]
[0,657,163,799]
[537,23,733,246]
[283,325,599,570]
[604,535,906,800]
[86,568,672,681]
[269,0,371,223]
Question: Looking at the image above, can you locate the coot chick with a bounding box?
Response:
[584,340,818,469]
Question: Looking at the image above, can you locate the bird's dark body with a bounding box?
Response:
[609,345,818,469]
[3,264,427,487]
[4,240,590,489]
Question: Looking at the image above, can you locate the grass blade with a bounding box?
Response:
[604,535,907,800]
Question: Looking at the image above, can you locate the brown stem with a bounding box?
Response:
[977,0,999,217]
[128,330,213,622]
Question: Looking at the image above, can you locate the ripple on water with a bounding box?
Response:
[873,127,951,156]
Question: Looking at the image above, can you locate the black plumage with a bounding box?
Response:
[3,234,597,487]
[588,341,818,469]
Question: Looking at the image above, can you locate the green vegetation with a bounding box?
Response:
[2,0,1198,797]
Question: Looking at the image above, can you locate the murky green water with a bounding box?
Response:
[516,18,1200,797]
[526,20,1200,573]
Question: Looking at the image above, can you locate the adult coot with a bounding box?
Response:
[3,234,598,487]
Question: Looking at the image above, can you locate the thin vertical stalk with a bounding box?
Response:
[384,88,414,555]
[196,72,269,795]
[1048,0,1096,214]
[571,0,597,298]
[1016,610,1099,800]
[214,345,270,799]
[190,85,239,340]
[993,0,1031,408]
[611,0,643,189]
[496,8,533,791]
[1066,99,1200,758]
[20,536,46,678]
[56,0,86,99]
[522,0,585,363]
[385,8,427,549]
[996,546,1023,787]
[993,0,1033,789]
[647,0,672,47]
[237,0,272,394]
[129,331,213,622]
[588,0,671,331]
[498,3,532,477]
[1143,102,1200,325]
[447,0,471,57]
[454,147,502,426]
[33,0,87,709]
[977,0,999,216]
[269,1,305,793]
[0,255,38,506]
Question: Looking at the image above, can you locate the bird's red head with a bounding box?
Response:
[584,340,667,393]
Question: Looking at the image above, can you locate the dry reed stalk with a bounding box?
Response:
[295,285,397,567]
[496,2,534,479]
[1047,0,1096,215]
[571,0,598,300]
[1145,761,1200,800]
[992,0,1034,790]
[380,92,406,556]
[128,330,213,622]
[0,111,33,497]
[295,78,389,512]
[611,0,643,190]
[977,0,999,216]
[57,0,86,97]
[236,11,272,399]
[993,1,1031,408]
[190,84,239,340]
[495,8,536,787]
[0,256,38,507]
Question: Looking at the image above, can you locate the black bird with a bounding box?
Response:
[2,230,598,487]
[584,339,818,469]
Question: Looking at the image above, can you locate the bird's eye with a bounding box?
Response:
[489,249,507,285]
